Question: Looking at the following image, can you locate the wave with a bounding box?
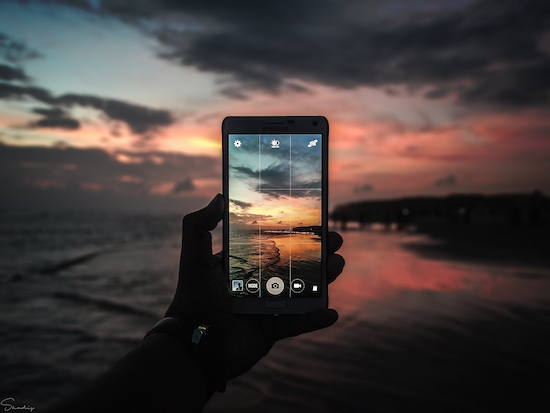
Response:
[38,250,105,275]
[52,291,159,320]
[229,236,281,280]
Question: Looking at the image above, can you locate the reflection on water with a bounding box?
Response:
[331,231,549,320]
[1,213,548,411]
[206,229,550,413]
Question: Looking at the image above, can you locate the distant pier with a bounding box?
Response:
[263,226,321,236]
[330,191,549,231]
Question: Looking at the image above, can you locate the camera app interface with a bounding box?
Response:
[228,134,322,298]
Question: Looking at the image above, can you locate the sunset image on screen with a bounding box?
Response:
[228,134,322,298]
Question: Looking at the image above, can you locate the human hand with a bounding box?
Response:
[165,194,345,385]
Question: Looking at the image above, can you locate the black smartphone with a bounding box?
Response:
[222,116,329,314]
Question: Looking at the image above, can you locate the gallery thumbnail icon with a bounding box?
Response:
[232,280,244,292]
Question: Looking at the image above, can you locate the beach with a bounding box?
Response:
[1,212,549,411]
[207,229,550,412]
[229,230,321,297]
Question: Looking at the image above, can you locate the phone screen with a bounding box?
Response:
[228,134,322,299]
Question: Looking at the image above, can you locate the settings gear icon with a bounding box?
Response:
[234,140,242,148]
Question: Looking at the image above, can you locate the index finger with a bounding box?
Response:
[328,231,343,255]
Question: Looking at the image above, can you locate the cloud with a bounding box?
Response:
[434,174,458,187]
[354,183,375,193]
[0,64,27,81]
[87,0,550,108]
[230,199,252,209]
[231,163,319,199]
[258,163,290,190]
[31,117,80,130]
[0,82,173,134]
[0,32,43,63]
[55,94,173,134]
[30,107,80,130]
[173,178,195,193]
[0,142,220,212]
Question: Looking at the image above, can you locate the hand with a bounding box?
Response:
[165,194,345,384]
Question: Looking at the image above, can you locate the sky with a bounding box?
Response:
[1,0,549,214]
[228,134,322,230]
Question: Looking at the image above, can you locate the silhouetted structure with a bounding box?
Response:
[292,226,322,236]
[330,191,549,230]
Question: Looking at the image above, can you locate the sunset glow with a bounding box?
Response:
[1,0,549,213]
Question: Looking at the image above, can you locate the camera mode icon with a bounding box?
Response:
[266,276,284,295]
[246,279,260,293]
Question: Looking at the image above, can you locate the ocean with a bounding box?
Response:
[229,229,321,297]
[1,212,549,411]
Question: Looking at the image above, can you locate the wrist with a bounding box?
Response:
[144,317,229,393]
[137,333,211,410]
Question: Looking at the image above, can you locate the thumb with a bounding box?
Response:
[180,194,224,272]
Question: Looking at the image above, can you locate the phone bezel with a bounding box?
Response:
[222,116,329,314]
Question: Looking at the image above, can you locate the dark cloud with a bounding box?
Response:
[434,174,458,187]
[231,163,319,199]
[0,32,43,63]
[230,199,252,209]
[93,0,550,108]
[0,82,48,100]
[31,107,80,130]
[230,165,256,179]
[55,94,173,134]
[32,117,80,130]
[0,82,173,134]
[258,163,290,190]
[354,183,375,193]
[231,163,289,198]
[173,178,195,192]
[0,143,220,212]
[32,107,65,118]
[0,64,27,81]
[228,211,271,226]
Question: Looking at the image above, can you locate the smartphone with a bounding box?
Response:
[222,116,328,314]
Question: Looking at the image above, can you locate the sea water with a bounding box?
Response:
[229,229,321,296]
[1,212,549,412]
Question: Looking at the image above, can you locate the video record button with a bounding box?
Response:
[291,278,305,293]
[265,300,287,309]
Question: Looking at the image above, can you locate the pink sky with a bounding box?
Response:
[1,0,549,212]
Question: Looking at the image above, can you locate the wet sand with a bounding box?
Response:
[409,221,550,269]
[205,229,550,412]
